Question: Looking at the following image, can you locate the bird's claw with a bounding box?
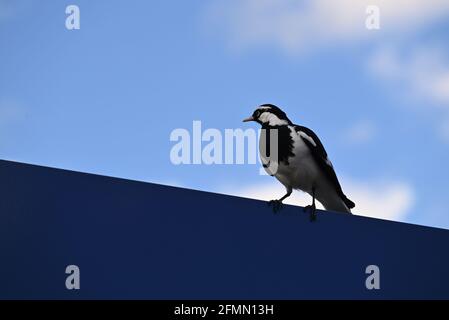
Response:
[268,199,283,213]
[304,204,317,222]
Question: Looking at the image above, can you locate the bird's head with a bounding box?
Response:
[243,104,292,126]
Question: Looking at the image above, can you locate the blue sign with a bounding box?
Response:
[1,160,448,299]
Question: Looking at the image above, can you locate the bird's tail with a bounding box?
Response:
[342,194,355,209]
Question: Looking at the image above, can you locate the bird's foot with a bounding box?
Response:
[304,204,317,222]
[268,199,283,213]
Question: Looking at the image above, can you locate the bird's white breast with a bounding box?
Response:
[262,126,322,193]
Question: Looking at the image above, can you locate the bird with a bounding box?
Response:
[242,104,355,221]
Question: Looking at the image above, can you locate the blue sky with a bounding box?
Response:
[1,0,449,228]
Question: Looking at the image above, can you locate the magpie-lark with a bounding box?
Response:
[243,104,355,221]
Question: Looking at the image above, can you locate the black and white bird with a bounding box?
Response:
[243,104,355,220]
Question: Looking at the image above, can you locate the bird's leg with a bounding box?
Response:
[304,187,317,221]
[268,187,292,213]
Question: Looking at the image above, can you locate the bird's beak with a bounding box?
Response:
[242,116,254,122]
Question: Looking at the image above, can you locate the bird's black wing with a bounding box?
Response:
[294,125,355,209]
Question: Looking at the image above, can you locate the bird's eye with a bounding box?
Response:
[254,111,261,118]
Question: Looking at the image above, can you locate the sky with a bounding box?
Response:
[1,0,449,229]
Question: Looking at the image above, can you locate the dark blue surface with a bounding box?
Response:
[1,159,449,299]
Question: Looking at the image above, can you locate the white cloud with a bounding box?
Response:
[207,0,449,54]
[147,178,185,189]
[342,120,377,145]
[221,177,414,222]
[368,46,449,107]
[206,0,449,143]
[342,178,414,221]
[368,46,449,141]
